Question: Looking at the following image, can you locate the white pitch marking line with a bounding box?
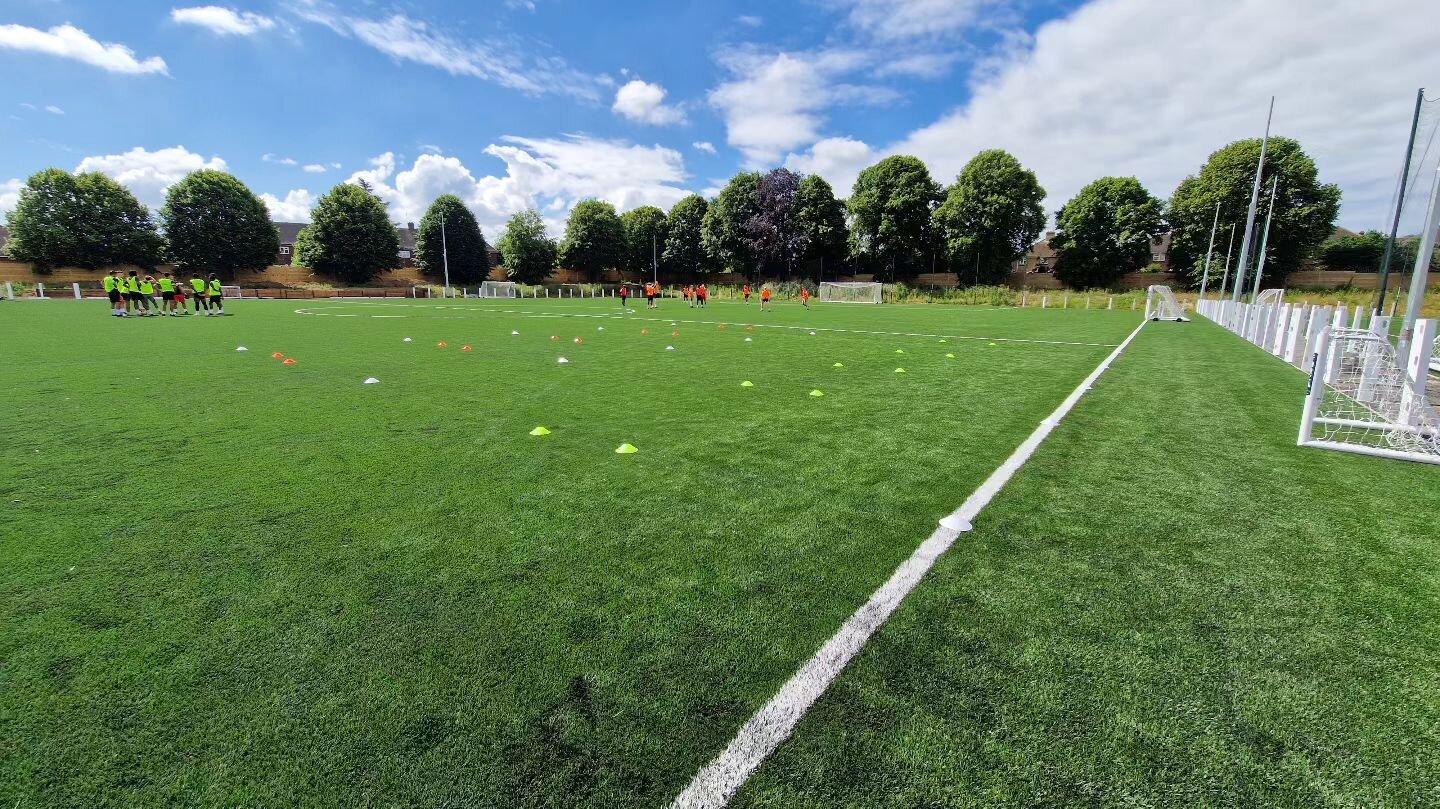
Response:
[292,302,1123,349]
[667,318,1149,809]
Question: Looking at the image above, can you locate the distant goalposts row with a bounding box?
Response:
[1196,294,1439,464]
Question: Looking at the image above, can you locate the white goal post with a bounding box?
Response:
[819,281,882,304]
[221,285,244,299]
[1299,324,1440,464]
[1144,284,1187,321]
[479,281,519,298]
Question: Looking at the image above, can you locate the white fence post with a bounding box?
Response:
[1108,296,1114,310]
[1404,319,1437,407]
[1298,325,1331,447]
[1042,294,1048,309]
[1063,292,1069,309]
[72,282,82,299]
[4,282,12,299]
[1021,291,1028,307]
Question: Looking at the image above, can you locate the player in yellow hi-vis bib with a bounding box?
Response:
[102,271,126,317]
[207,274,225,316]
[190,275,209,315]
[158,272,178,316]
[125,270,146,316]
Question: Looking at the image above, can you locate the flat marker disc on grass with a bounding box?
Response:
[235,346,248,352]
[832,362,844,367]
[809,331,816,336]
[462,346,473,352]
[809,389,825,397]
[282,358,297,365]
[271,352,285,358]
[895,349,905,354]
[615,443,638,454]
[741,380,754,387]
[403,337,413,342]
[437,342,447,347]
[945,353,956,358]
[939,339,948,344]
[557,357,569,364]
[666,345,676,351]
[895,368,906,373]
[529,426,551,436]
[988,342,999,346]
[363,377,379,384]
[511,331,519,336]
[744,337,752,342]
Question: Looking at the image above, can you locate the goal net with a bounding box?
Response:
[1144,284,1187,321]
[221,285,243,299]
[480,281,518,299]
[819,281,882,304]
[1299,326,1440,464]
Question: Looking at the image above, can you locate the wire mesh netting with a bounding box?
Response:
[1311,328,1440,459]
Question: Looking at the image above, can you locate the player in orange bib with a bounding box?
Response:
[742,284,752,303]
[760,285,772,311]
[800,287,811,309]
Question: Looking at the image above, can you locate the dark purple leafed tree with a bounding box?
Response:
[747,168,810,277]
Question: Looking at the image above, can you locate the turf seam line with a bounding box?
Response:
[292,303,1122,349]
[667,318,1149,809]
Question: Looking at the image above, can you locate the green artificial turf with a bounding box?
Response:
[734,316,1440,808]
[0,297,1137,807]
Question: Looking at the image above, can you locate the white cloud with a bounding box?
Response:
[260,188,315,221]
[710,48,878,166]
[873,51,962,78]
[419,144,443,155]
[612,80,686,125]
[170,6,277,36]
[0,178,22,215]
[783,136,876,196]
[834,0,994,41]
[302,163,327,173]
[340,136,690,237]
[298,6,609,101]
[330,162,342,169]
[0,23,167,75]
[737,15,764,27]
[20,102,36,110]
[262,153,298,166]
[45,105,64,115]
[787,0,1440,230]
[692,141,716,154]
[75,145,226,211]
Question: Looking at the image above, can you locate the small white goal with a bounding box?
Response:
[221,285,244,299]
[1144,285,1187,321]
[480,281,518,298]
[819,281,882,304]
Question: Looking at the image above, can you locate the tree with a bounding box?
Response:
[1316,230,1423,273]
[1049,176,1165,289]
[496,209,556,284]
[291,226,317,268]
[933,149,1046,286]
[1168,136,1341,289]
[558,199,624,281]
[794,174,848,276]
[848,155,942,280]
[160,169,278,278]
[702,171,761,274]
[416,195,489,284]
[619,205,668,277]
[747,168,807,277]
[4,168,163,272]
[306,183,400,284]
[663,194,712,277]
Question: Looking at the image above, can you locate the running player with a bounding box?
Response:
[158,272,177,315]
[618,283,629,309]
[207,274,225,316]
[743,283,752,304]
[103,271,126,317]
[800,287,811,309]
[190,274,209,315]
[697,283,708,308]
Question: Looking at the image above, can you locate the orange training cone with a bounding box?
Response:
[461,345,473,352]
[271,352,285,358]
[282,358,297,365]
[437,341,447,347]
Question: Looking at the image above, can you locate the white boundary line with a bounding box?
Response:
[668,318,1150,809]
[292,302,1123,349]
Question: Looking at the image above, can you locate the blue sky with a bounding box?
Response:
[2,0,1437,239]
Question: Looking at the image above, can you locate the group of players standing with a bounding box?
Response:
[618,282,798,311]
[101,269,227,317]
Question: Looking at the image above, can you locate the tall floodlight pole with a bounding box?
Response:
[1378,88,1425,314]
[1197,200,1222,301]
[651,231,658,285]
[1232,97,1275,302]
[1398,167,1440,362]
[1250,176,1280,301]
[440,209,451,298]
[1218,224,1237,298]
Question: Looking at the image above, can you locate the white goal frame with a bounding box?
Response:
[1144,284,1187,321]
[221,285,244,299]
[819,281,882,304]
[480,280,519,299]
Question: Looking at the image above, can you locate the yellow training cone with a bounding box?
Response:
[895,349,905,354]
[945,353,956,358]
[989,342,999,346]
[832,362,844,368]
[529,426,551,436]
[939,339,948,343]
[615,443,638,454]
[809,389,825,397]
[895,368,906,373]
[741,380,754,387]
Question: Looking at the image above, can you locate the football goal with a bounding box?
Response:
[1299,326,1440,464]
[480,281,519,299]
[1144,285,1187,321]
[221,285,244,299]
[819,281,882,304]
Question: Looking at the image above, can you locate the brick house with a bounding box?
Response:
[1014,230,1171,273]
[274,221,420,268]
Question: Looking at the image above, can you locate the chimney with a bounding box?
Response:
[1044,230,1056,240]
[407,222,415,232]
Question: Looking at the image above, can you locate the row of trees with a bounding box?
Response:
[4,135,1347,289]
